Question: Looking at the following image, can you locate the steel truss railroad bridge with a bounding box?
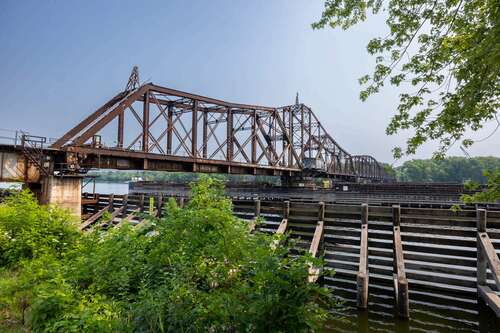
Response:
[1,68,391,183]
[42,68,389,182]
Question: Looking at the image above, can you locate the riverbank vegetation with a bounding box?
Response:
[0,178,339,332]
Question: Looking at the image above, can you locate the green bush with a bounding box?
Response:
[0,178,339,332]
[0,190,79,267]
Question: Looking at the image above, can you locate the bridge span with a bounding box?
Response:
[0,68,392,216]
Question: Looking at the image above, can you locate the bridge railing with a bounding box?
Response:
[0,128,28,147]
[0,129,59,148]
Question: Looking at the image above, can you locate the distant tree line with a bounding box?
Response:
[87,170,280,186]
[390,156,500,184]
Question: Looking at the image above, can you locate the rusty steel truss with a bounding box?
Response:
[50,70,391,181]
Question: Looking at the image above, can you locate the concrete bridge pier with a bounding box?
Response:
[31,176,82,219]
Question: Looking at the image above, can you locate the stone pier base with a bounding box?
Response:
[39,176,82,219]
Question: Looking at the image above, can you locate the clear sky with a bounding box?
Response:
[0,0,498,164]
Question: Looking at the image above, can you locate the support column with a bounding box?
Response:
[40,176,82,219]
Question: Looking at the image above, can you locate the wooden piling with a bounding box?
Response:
[392,204,409,319]
[157,193,163,218]
[283,200,290,220]
[122,194,128,213]
[476,208,500,317]
[249,198,261,232]
[477,209,487,286]
[308,202,325,283]
[254,198,261,218]
[357,203,369,309]
[108,194,114,212]
[139,194,145,211]
[276,201,290,235]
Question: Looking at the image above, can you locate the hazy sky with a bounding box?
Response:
[0,0,498,165]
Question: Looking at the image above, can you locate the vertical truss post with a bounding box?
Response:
[282,109,286,166]
[142,91,150,152]
[202,109,208,159]
[308,109,312,158]
[288,107,293,167]
[117,111,124,148]
[167,103,173,154]
[192,100,198,157]
[300,105,304,160]
[272,115,277,164]
[227,107,233,162]
[252,110,257,164]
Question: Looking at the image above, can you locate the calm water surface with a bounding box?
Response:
[82,181,129,194]
[1,181,129,194]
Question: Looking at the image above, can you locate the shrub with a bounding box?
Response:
[0,190,80,268]
[0,178,339,332]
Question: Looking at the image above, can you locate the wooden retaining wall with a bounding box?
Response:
[81,193,500,322]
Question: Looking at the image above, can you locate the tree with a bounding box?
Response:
[395,156,500,183]
[461,169,500,203]
[313,0,499,159]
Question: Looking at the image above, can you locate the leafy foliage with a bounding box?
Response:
[461,168,500,203]
[313,0,500,158]
[395,156,500,183]
[0,190,79,267]
[0,178,339,332]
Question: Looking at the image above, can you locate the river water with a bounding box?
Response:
[0,181,129,194]
[82,181,129,194]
